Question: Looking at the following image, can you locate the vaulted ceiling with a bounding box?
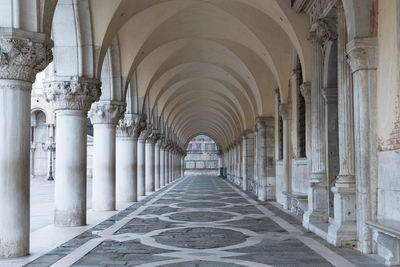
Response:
[88,0,312,149]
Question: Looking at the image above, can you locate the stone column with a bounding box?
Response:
[328,4,357,247]
[165,145,170,184]
[45,77,100,228]
[169,147,173,182]
[347,37,377,253]
[155,138,162,189]
[137,125,151,196]
[303,22,329,227]
[116,114,144,202]
[279,104,292,209]
[145,132,159,193]
[160,141,166,187]
[255,117,275,201]
[0,30,52,258]
[181,155,185,177]
[242,130,255,191]
[90,102,125,211]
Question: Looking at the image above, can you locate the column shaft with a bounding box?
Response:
[155,141,161,189]
[0,80,31,257]
[116,136,137,202]
[145,141,155,192]
[160,147,166,186]
[137,139,146,196]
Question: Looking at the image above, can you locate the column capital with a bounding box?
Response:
[309,18,337,50]
[0,28,53,83]
[138,123,152,141]
[321,87,338,104]
[116,113,145,137]
[89,101,126,125]
[44,77,101,111]
[241,129,254,139]
[255,116,274,131]
[346,37,377,72]
[300,82,311,103]
[279,104,292,120]
[146,130,161,144]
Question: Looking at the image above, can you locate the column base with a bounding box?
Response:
[55,209,86,227]
[257,176,276,201]
[303,210,328,229]
[327,222,357,247]
[327,185,357,247]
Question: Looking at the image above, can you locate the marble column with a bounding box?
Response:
[279,104,292,209]
[303,22,329,228]
[347,37,377,253]
[45,78,100,228]
[137,125,151,196]
[242,130,255,191]
[165,145,170,184]
[90,102,125,211]
[160,142,166,187]
[255,117,275,201]
[169,148,173,182]
[181,155,185,177]
[116,114,144,202]
[328,4,357,247]
[145,132,159,193]
[155,138,162,189]
[0,30,52,258]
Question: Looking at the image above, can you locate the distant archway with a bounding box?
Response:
[184,135,219,176]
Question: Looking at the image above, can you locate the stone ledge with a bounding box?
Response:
[367,219,400,265]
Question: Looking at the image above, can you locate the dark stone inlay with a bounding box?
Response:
[155,227,247,249]
[177,201,227,208]
[161,260,244,267]
[168,211,234,222]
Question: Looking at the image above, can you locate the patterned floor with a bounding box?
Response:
[27,175,384,267]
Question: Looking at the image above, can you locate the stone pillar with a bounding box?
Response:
[145,132,159,192]
[0,30,52,258]
[303,23,329,227]
[347,37,377,253]
[165,145,170,184]
[169,148,173,182]
[327,5,358,247]
[279,104,292,209]
[116,114,144,202]
[155,138,162,189]
[181,155,185,177]
[90,102,125,211]
[137,125,151,196]
[45,77,100,228]
[242,131,255,191]
[242,132,249,190]
[160,142,166,187]
[255,117,275,201]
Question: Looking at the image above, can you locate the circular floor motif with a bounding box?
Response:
[177,201,227,208]
[161,261,245,267]
[183,195,222,201]
[168,211,234,222]
[155,227,247,249]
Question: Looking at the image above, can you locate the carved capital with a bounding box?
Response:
[138,123,152,141]
[255,116,274,132]
[306,0,337,24]
[241,129,254,140]
[44,77,101,111]
[89,101,126,125]
[279,104,292,120]
[116,113,144,137]
[309,19,337,54]
[346,37,377,73]
[0,29,53,83]
[300,82,311,103]
[146,130,161,145]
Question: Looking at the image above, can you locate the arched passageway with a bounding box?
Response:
[0,0,398,265]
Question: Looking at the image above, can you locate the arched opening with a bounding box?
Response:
[184,135,219,176]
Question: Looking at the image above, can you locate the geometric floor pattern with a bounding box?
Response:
[27,175,384,267]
